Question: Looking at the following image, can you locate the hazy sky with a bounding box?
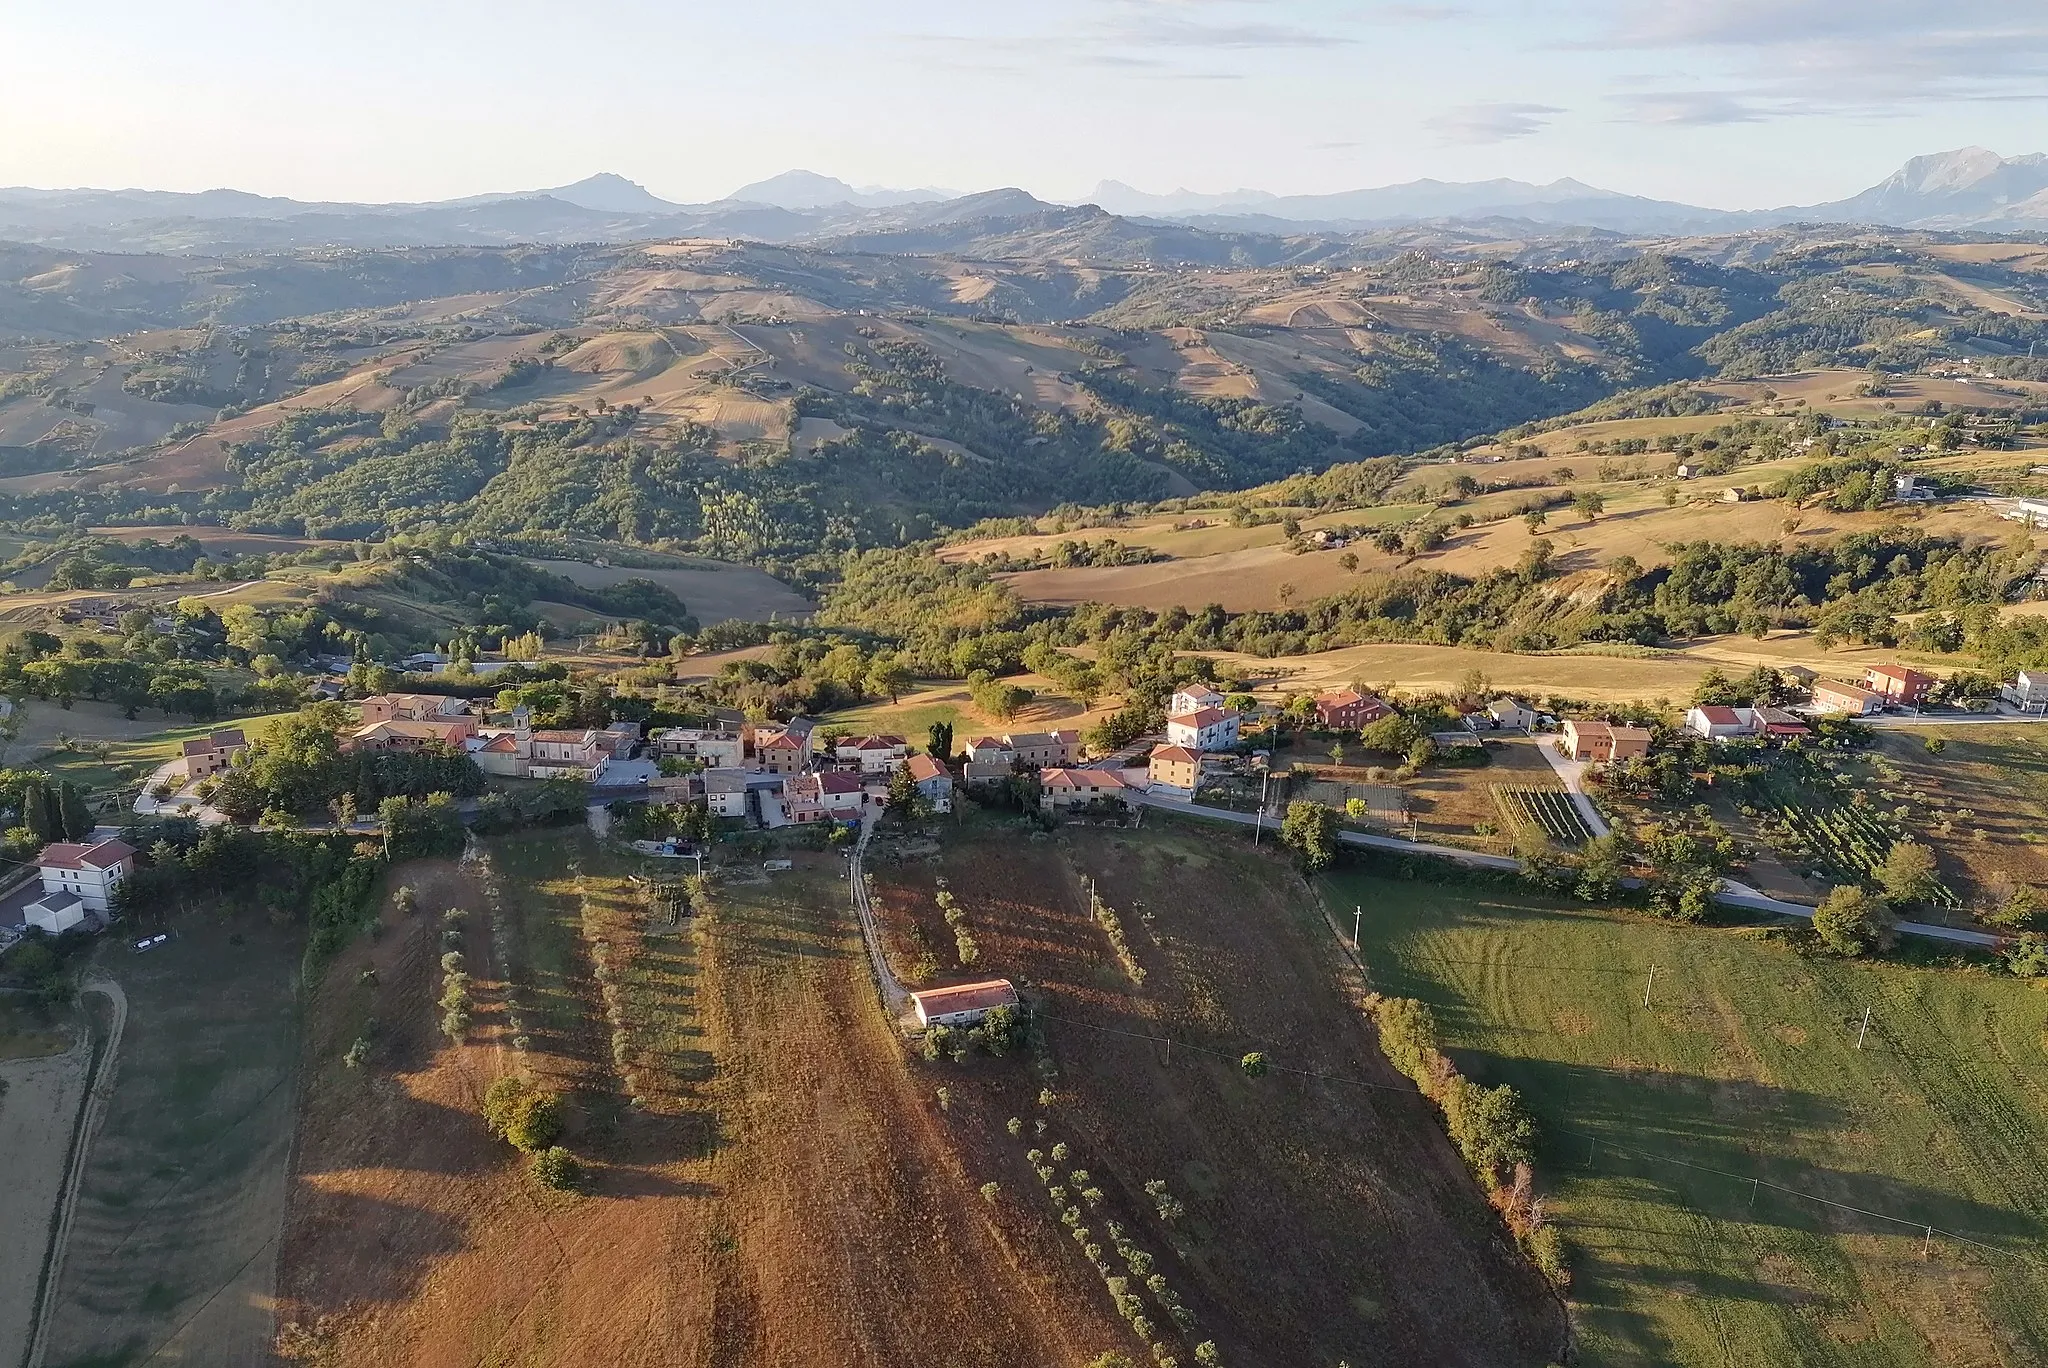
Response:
[5,0,2047,207]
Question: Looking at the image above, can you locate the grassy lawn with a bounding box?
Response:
[32,711,294,792]
[1326,872,2048,1367]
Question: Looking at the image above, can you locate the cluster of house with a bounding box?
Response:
[653,716,957,828]
[1807,665,1936,717]
[347,693,638,783]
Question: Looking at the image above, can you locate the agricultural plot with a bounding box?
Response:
[1751,787,1962,909]
[1493,785,1596,844]
[1333,872,2048,1368]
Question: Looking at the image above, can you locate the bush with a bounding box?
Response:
[1812,884,1895,956]
[481,1075,564,1153]
[530,1145,580,1190]
[1239,1051,1268,1077]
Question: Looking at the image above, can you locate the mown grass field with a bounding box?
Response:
[27,708,293,792]
[1327,872,2048,1367]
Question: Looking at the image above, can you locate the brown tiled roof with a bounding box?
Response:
[39,838,136,871]
[1168,707,1229,727]
[905,754,949,782]
[1149,745,1201,765]
[1041,766,1127,791]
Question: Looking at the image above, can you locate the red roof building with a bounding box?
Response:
[1313,689,1391,730]
[911,978,1020,1027]
[1863,664,1937,706]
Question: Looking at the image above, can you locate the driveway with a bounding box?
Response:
[129,759,229,826]
[1533,738,1612,838]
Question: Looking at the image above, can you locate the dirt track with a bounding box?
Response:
[0,1025,87,1366]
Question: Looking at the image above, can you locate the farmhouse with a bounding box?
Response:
[1165,706,1240,752]
[1864,664,1936,707]
[351,718,476,752]
[836,735,909,773]
[962,737,1016,784]
[1812,679,1885,716]
[770,773,846,826]
[1169,684,1226,715]
[704,767,785,823]
[1146,744,1202,796]
[36,837,136,914]
[910,978,1019,1028]
[1560,719,1651,764]
[2002,670,2048,714]
[1683,705,1750,740]
[1750,706,1812,740]
[1484,698,1538,731]
[756,729,810,774]
[1006,730,1083,767]
[903,753,955,813]
[649,726,745,768]
[1312,689,1391,730]
[359,693,470,725]
[179,727,248,779]
[1040,767,1130,811]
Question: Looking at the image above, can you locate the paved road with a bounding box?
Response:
[1864,710,2048,729]
[1135,792,2005,949]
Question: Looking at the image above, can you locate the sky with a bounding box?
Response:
[4,0,2048,208]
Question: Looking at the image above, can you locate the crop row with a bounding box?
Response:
[1493,787,1596,844]
[1761,798,1962,909]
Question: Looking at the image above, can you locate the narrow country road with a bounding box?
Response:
[847,811,912,1021]
[1133,793,2004,949]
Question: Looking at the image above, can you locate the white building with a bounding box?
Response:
[1169,684,1227,716]
[2003,499,2048,529]
[2004,670,2048,714]
[910,979,1019,1028]
[1165,706,1241,752]
[36,838,137,914]
[835,735,909,774]
[1683,705,1754,740]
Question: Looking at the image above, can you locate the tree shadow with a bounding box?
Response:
[281,1188,470,1317]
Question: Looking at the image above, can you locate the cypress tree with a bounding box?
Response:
[59,782,94,841]
[21,780,54,843]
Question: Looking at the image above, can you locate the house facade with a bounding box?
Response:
[359,693,471,725]
[528,729,608,781]
[836,735,909,773]
[180,728,248,780]
[2003,670,2048,714]
[1039,767,1129,811]
[910,979,1019,1028]
[1165,707,1240,752]
[649,727,746,768]
[37,837,136,913]
[1485,698,1538,730]
[1812,680,1885,716]
[1146,744,1202,795]
[904,754,955,813]
[1169,684,1226,716]
[756,730,810,774]
[1006,730,1082,767]
[1560,719,1652,763]
[1683,705,1751,740]
[1864,664,1936,707]
[351,718,476,752]
[1312,689,1390,730]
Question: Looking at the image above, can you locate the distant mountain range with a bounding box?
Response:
[4,148,2047,256]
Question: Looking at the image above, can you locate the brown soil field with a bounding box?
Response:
[524,556,813,625]
[1279,732,1564,849]
[278,834,1126,1366]
[864,826,1568,1365]
[1867,725,2048,909]
[0,1021,88,1365]
[42,916,302,1367]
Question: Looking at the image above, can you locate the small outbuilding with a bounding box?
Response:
[911,979,1020,1028]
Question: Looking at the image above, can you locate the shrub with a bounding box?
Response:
[1813,884,1895,956]
[1239,1051,1268,1077]
[482,1075,563,1153]
[342,1036,371,1068]
[980,1181,1000,1202]
[393,885,419,916]
[530,1145,580,1190]
[1006,1116,1023,1136]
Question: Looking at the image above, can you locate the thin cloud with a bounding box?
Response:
[1426,101,1562,144]
[1612,91,1768,126]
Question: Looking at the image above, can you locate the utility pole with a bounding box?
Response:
[1642,964,1657,1008]
[1353,904,1362,949]
[1856,1006,1872,1050]
[1253,770,1270,845]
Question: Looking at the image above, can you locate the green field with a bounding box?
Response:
[1328,873,2048,1367]
[30,711,294,793]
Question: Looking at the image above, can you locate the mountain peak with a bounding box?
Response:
[539,172,678,214]
[726,170,951,211]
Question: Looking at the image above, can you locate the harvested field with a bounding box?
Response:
[524,556,812,625]
[1866,725,2048,910]
[0,1020,88,1366]
[1337,873,2048,1367]
[866,826,1567,1365]
[41,916,301,1368]
[278,832,1120,1366]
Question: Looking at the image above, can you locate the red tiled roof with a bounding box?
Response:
[905,754,949,782]
[1696,706,1742,725]
[911,979,1019,1017]
[760,732,804,749]
[39,838,136,871]
[1042,766,1128,790]
[818,770,868,793]
[1149,744,1201,765]
[1866,664,1935,684]
[480,734,520,753]
[1168,707,1229,727]
[1316,689,1366,707]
